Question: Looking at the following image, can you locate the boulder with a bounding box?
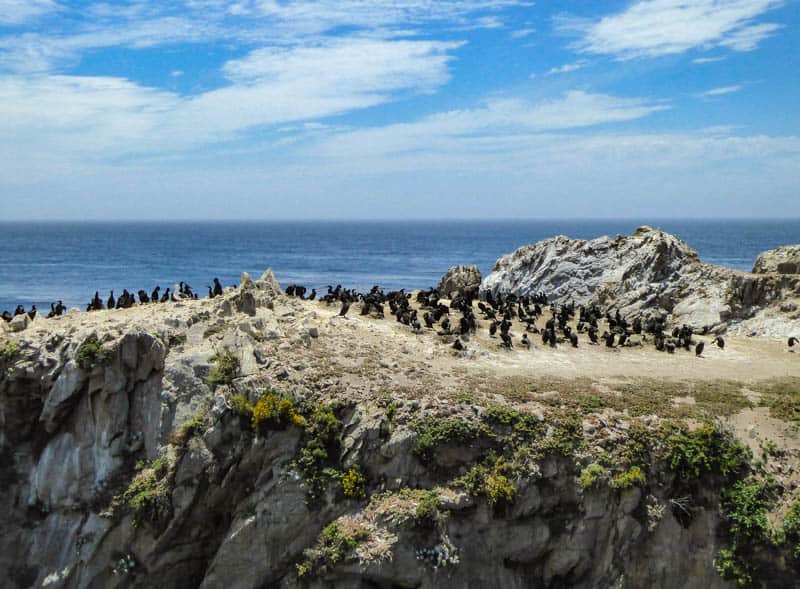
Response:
[438,265,482,298]
[9,313,30,332]
[255,268,282,296]
[482,226,800,335]
[753,245,800,274]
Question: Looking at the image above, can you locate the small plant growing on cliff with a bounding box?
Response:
[297,520,368,578]
[170,408,209,448]
[341,467,367,499]
[294,405,343,502]
[76,334,106,370]
[715,476,780,587]
[783,498,800,559]
[207,350,239,388]
[0,340,18,362]
[228,393,254,418]
[611,466,646,490]
[580,463,606,490]
[666,422,750,484]
[121,455,172,529]
[412,417,487,464]
[251,391,305,431]
[457,454,516,509]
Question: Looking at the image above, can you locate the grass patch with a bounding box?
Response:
[0,340,18,362]
[610,465,646,490]
[170,408,209,448]
[207,350,239,388]
[580,463,606,490]
[76,334,107,370]
[755,378,800,423]
[412,416,488,464]
[297,520,369,578]
[228,393,254,419]
[120,455,172,529]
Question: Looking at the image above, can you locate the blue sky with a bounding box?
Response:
[1,0,798,219]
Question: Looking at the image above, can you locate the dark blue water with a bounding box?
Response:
[1,220,797,312]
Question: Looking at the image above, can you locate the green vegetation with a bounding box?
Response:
[783,498,800,559]
[483,405,546,443]
[206,350,239,388]
[0,340,18,362]
[76,334,106,370]
[716,477,780,587]
[341,467,367,500]
[294,405,343,502]
[170,408,209,448]
[167,332,188,347]
[580,463,606,490]
[412,416,487,464]
[611,466,646,490]
[228,393,254,419]
[665,422,751,484]
[121,455,172,529]
[251,391,305,431]
[456,454,516,508]
[756,378,800,423]
[414,489,445,528]
[297,521,368,578]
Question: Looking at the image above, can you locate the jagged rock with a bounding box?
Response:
[482,226,800,336]
[438,265,482,298]
[255,268,282,297]
[9,314,29,332]
[753,245,800,274]
[240,272,255,289]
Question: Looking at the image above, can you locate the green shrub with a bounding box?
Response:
[611,466,646,490]
[716,476,780,587]
[76,335,106,370]
[170,409,209,447]
[414,490,444,528]
[0,340,18,362]
[456,455,516,508]
[207,350,239,388]
[483,405,545,442]
[666,422,751,484]
[412,417,486,464]
[251,392,305,431]
[294,405,343,502]
[341,467,367,499]
[298,521,368,577]
[783,498,800,559]
[229,393,254,418]
[580,463,606,490]
[122,455,172,529]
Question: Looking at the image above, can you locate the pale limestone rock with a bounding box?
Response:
[438,265,482,298]
[753,245,800,274]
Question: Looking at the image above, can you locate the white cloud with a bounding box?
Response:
[0,0,59,25]
[692,56,727,64]
[546,60,587,75]
[568,0,784,58]
[699,84,743,96]
[510,27,535,38]
[0,38,463,155]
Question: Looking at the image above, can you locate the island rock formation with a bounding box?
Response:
[438,265,482,299]
[753,245,800,275]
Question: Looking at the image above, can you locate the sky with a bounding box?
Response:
[1,0,798,220]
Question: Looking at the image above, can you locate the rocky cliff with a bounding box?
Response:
[481,226,800,337]
[2,269,799,589]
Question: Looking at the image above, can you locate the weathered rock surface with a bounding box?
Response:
[438,265,482,299]
[482,226,800,337]
[0,264,796,589]
[753,245,800,274]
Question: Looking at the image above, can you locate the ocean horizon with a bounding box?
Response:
[2,218,798,313]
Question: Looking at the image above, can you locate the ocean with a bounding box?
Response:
[1,220,798,313]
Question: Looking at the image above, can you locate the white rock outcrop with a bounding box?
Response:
[753,245,800,274]
[482,226,800,336]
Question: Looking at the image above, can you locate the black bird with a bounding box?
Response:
[213,278,224,297]
[151,286,160,302]
[713,336,725,350]
[618,333,628,347]
[695,341,705,357]
[308,288,317,301]
[452,338,465,351]
[603,332,615,348]
[55,300,65,315]
[521,334,531,350]
[27,305,37,320]
[160,288,171,303]
[789,337,798,349]
[207,286,214,298]
[569,333,578,348]
[500,332,513,349]
[107,291,115,310]
[339,300,351,317]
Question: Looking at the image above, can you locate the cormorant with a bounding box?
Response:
[151,286,160,302]
[160,288,171,303]
[695,342,705,357]
[27,305,36,320]
[521,334,531,350]
[339,300,350,317]
[713,336,725,350]
[789,337,798,349]
[569,333,578,348]
[452,338,465,351]
[107,291,115,310]
[213,278,223,297]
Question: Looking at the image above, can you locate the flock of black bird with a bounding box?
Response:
[4,279,800,356]
[283,283,800,356]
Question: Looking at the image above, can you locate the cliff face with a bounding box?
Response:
[1,270,798,589]
[481,226,800,337]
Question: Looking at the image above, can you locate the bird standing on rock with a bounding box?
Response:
[789,337,798,350]
[339,300,350,317]
[695,342,705,357]
[713,336,725,350]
